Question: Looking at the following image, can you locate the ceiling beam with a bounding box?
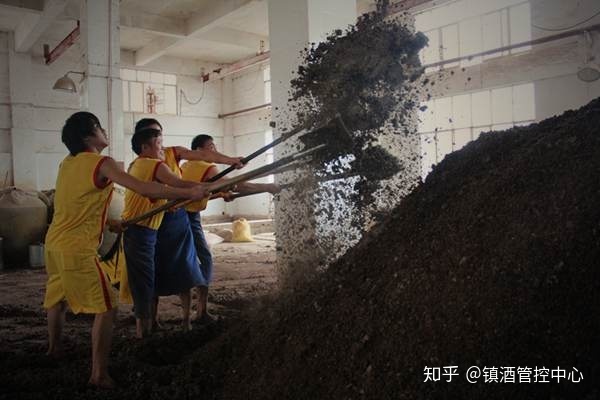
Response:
[0,1,41,21]
[388,0,454,14]
[133,0,258,66]
[203,50,270,82]
[200,27,268,51]
[120,10,186,38]
[184,0,255,36]
[134,35,180,66]
[358,0,453,15]
[14,0,68,53]
[0,0,43,12]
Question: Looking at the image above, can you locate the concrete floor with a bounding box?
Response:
[0,234,277,346]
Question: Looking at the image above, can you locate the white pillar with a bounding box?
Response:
[80,0,123,163]
[8,33,36,189]
[269,0,356,273]
[269,0,356,131]
[0,33,10,187]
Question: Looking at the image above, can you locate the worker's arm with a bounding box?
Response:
[154,163,198,189]
[237,182,280,195]
[204,166,280,194]
[98,157,207,200]
[174,146,244,168]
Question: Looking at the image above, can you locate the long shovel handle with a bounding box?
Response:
[209,190,267,201]
[238,158,311,182]
[122,144,325,227]
[209,124,307,181]
[99,123,330,262]
[209,168,306,201]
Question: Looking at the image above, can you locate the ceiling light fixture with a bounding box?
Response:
[577,31,600,83]
[52,71,85,93]
[577,66,600,82]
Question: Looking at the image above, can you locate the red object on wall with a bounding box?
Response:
[44,21,80,65]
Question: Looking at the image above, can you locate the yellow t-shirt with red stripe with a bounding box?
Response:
[163,147,182,178]
[44,151,117,313]
[163,146,185,212]
[45,152,114,252]
[180,160,215,212]
[122,157,167,230]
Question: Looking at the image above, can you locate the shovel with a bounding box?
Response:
[99,144,325,261]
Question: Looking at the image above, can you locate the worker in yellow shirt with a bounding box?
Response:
[133,118,243,169]
[132,119,244,331]
[44,112,208,389]
[181,134,280,323]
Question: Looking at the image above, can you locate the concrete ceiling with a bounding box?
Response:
[118,0,270,66]
[0,1,44,34]
[166,37,262,64]
[0,0,379,66]
[120,29,159,53]
[0,0,269,65]
[220,0,269,37]
[121,0,214,19]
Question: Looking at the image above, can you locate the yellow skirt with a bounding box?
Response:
[43,249,118,314]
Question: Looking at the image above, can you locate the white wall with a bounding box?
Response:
[120,52,230,217]
[419,83,537,177]
[0,33,232,193]
[0,28,85,191]
[120,54,226,165]
[0,33,11,187]
[1,1,122,190]
[222,64,273,218]
[415,0,600,179]
[120,54,273,218]
[0,25,272,216]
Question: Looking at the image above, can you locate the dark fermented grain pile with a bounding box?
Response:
[216,98,600,399]
[3,1,599,399]
[5,70,599,400]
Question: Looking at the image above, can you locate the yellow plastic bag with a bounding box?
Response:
[232,218,253,242]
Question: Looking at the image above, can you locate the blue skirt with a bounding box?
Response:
[123,224,157,318]
[155,208,206,296]
[187,211,213,285]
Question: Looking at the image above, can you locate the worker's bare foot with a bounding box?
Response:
[136,319,153,339]
[135,330,152,339]
[135,329,151,339]
[46,347,65,359]
[88,375,116,390]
